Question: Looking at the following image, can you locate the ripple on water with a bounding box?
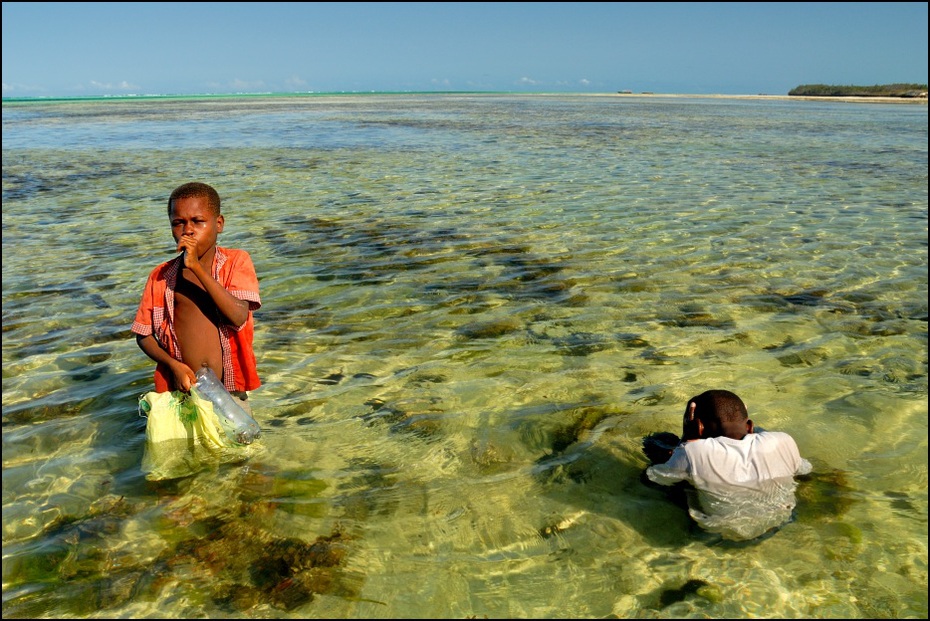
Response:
[2,94,926,619]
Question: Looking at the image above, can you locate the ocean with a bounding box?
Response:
[2,93,927,618]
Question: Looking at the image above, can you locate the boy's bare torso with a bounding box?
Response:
[174,269,223,380]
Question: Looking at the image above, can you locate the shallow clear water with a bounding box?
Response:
[2,94,927,618]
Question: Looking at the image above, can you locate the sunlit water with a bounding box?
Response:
[2,93,927,618]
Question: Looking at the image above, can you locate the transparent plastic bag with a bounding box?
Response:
[191,366,261,445]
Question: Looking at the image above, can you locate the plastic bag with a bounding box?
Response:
[191,366,261,444]
[138,390,255,481]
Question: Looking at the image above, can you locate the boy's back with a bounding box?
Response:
[648,430,811,489]
[644,390,812,541]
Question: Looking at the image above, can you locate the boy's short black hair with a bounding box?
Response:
[168,182,221,216]
[692,389,748,425]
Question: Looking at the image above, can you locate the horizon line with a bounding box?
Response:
[4,90,927,105]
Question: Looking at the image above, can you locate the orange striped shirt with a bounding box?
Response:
[132,247,261,393]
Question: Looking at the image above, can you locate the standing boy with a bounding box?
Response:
[132,182,261,411]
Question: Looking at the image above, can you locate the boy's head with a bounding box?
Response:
[682,389,753,441]
[168,182,221,217]
[167,182,225,257]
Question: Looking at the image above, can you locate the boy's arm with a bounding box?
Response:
[182,251,251,328]
[797,457,813,476]
[645,446,691,487]
[136,334,197,392]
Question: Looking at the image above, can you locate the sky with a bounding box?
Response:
[2,2,927,98]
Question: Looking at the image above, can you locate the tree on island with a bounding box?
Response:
[789,84,927,98]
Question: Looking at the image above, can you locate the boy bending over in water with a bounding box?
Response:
[643,389,812,541]
[132,182,261,412]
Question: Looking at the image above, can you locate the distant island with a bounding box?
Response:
[789,83,927,98]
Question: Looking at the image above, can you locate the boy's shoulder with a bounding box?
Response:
[217,246,254,262]
[753,429,796,443]
[146,256,179,280]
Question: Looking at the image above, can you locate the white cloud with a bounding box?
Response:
[89,80,140,92]
[284,75,307,89]
[464,79,497,90]
[3,81,49,95]
[230,78,267,91]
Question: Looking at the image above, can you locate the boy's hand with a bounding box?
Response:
[176,235,196,266]
[643,432,680,465]
[171,362,197,392]
[682,401,701,440]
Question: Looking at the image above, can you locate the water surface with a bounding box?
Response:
[2,93,927,618]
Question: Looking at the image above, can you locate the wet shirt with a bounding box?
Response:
[646,431,812,540]
[132,246,261,393]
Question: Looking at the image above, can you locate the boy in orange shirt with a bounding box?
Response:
[132,182,261,412]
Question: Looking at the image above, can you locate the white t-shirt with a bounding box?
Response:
[646,431,812,540]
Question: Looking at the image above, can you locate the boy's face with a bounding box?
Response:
[169,196,224,258]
